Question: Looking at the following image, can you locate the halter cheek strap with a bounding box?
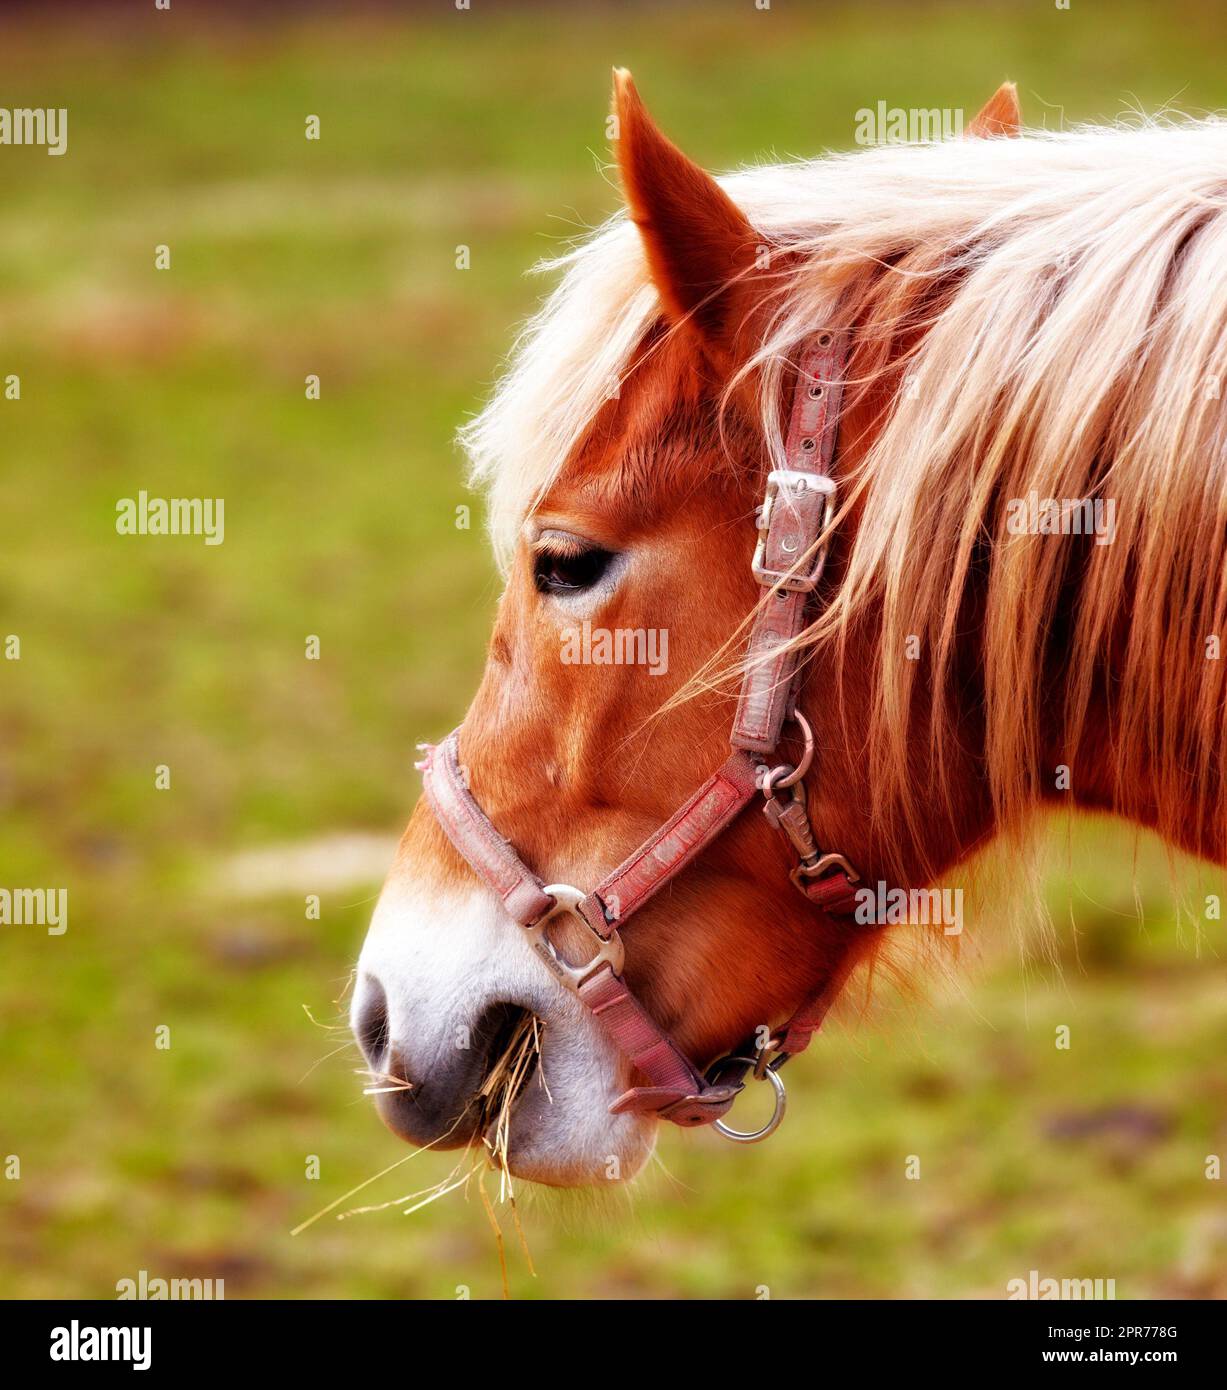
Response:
[418,327,870,1140]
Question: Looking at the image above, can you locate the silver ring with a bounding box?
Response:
[711,1057,787,1144]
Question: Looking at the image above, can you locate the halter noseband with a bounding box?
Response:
[417,328,865,1143]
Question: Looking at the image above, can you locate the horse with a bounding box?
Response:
[352,71,1227,1186]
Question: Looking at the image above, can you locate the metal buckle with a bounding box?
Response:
[751,469,836,592]
[522,883,625,994]
[708,1054,788,1143]
[790,851,861,894]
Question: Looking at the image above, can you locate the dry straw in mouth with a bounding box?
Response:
[294,1013,547,1298]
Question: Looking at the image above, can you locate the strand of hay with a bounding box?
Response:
[296,1012,544,1296]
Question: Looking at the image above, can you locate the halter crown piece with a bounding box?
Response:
[419,329,864,1143]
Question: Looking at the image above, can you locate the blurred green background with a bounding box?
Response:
[2,0,1226,1300]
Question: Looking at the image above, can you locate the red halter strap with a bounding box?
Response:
[418,327,866,1137]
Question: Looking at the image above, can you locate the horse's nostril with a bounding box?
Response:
[355,976,390,1066]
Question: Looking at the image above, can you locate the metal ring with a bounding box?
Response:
[711,1057,787,1144]
[761,762,795,795]
[769,709,815,789]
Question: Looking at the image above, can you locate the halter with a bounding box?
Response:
[417,328,865,1143]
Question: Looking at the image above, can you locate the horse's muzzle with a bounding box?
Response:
[353,974,535,1149]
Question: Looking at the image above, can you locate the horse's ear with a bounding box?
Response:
[966,81,1021,138]
[612,68,760,359]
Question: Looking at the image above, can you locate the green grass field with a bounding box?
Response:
[2,1,1226,1299]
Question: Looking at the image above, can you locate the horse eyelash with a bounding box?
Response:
[531,530,600,559]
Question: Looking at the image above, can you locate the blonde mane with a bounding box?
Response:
[461,118,1227,868]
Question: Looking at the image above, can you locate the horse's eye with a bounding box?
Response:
[533,545,614,595]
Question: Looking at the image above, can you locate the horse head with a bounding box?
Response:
[354,73,1227,1186]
